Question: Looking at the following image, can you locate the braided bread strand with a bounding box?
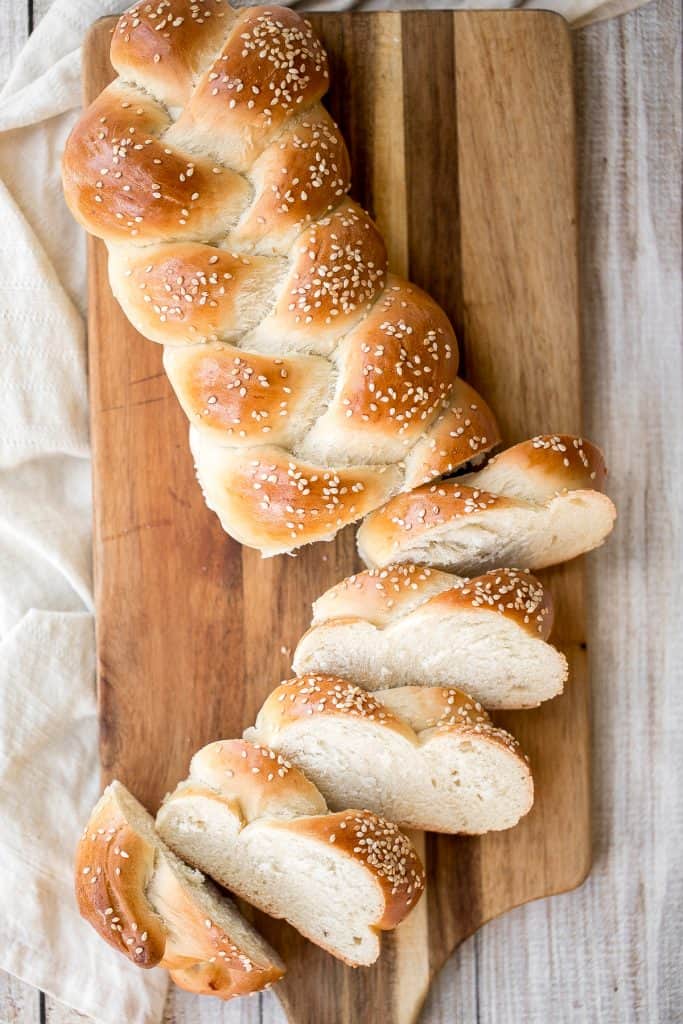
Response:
[357,434,617,573]
[63,2,500,555]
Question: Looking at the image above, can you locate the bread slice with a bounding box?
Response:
[155,740,425,967]
[293,564,567,709]
[357,435,616,575]
[246,676,533,834]
[75,781,284,1000]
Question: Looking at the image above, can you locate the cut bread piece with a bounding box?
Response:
[246,676,533,834]
[75,781,284,1000]
[155,740,425,967]
[293,564,567,709]
[357,435,616,574]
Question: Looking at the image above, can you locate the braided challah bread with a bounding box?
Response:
[357,434,617,573]
[155,738,425,966]
[75,781,284,999]
[246,676,534,834]
[293,563,567,709]
[62,2,500,555]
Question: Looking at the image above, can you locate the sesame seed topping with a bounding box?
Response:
[66,1,522,559]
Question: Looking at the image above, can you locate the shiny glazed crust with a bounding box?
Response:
[357,435,616,570]
[75,782,284,999]
[310,564,554,638]
[61,2,503,553]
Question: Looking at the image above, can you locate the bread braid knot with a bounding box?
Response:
[63,2,499,554]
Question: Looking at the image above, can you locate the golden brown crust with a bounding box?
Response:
[264,200,388,346]
[525,435,607,491]
[309,564,552,638]
[62,81,248,245]
[173,6,329,171]
[257,674,415,744]
[164,343,330,446]
[329,276,458,443]
[312,563,455,627]
[375,481,513,531]
[75,789,165,969]
[153,854,284,997]
[473,434,607,498]
[168,958,281,999]
[266,809,425,929]
[76,782,285,999]
[403,377,501,489]
[357,480,520,566]
[111,1,236,108]
[234,108,351,253]
[109,244,284,346]
[168,952,281,1000]
[377,685,492,732]
[189,739,327,821]
[358,434,612,570]
[63,3,478,555]
[419,569,554,640]
[193,442,401,555]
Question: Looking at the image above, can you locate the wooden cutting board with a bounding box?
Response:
[85,11,587,1023]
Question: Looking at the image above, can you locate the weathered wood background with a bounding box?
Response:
[0,0,680,1022]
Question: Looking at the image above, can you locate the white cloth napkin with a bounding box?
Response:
[0,2,169,1021]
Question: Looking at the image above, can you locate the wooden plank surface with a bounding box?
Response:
[85,11,584,1024]
[0,0,680,1022]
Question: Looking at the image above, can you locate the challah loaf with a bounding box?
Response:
[61,2,500,554]
[293,564,567,709]
[75,781,284,1000]
[246,676,533,834]
[357,434,616,574]
[155,739,425,966]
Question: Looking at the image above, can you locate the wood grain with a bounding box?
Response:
[84,12,585,1024]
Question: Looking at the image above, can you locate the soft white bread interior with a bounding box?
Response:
[246,676,533,834]
[293,564,567,709]
[75,781,284,1000]
[356,435,616,574]
[155,740,425,967]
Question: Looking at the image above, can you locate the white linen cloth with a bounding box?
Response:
[0,1,656,1023]
[0,2,169,1021]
